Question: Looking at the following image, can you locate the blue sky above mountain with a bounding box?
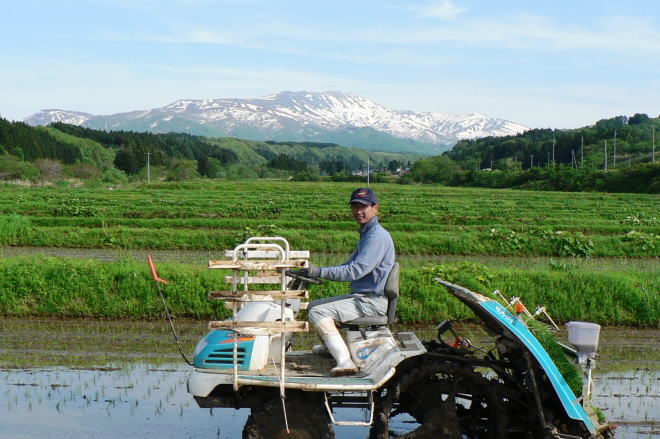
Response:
[1,0,658,128]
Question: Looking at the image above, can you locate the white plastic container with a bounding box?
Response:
[236,301,294,369]
[566,321,601,355]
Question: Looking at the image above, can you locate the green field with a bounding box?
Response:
[0,181,657,326]
[0,181,658,257]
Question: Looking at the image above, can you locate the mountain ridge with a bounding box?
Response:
[24,91,528,154]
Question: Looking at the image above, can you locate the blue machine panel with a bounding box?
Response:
[479,300,596,434]
[193,330,255,370]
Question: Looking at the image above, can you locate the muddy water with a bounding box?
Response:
[2,246,659,272]
[0,319,658,438]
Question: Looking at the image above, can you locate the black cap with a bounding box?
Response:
[349,188,378,205]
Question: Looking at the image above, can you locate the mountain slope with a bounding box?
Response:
[24,91,528,154]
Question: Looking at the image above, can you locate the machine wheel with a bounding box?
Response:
[369,357,511,439]
[242,395,335,439]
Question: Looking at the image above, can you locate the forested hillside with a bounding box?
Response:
[402,114,659,193]
[0,119,83,164]
[0,119,419,183]
[448,114,656,169]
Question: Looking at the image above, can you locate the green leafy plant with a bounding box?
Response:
[623,230,658,251]
[551,231,594,258]
[620,213,658,226]
[52,198,100,217]
[488,228,527,253]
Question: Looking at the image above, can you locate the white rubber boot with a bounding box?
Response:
[312,343,330,356]
[315,318,358,377]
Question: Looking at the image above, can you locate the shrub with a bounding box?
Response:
[166,159,200,181]
[0,155,39,181]
[101,167,128,184]
[0,214,31,244]
[35,159,64,181]
[66,163,102,180]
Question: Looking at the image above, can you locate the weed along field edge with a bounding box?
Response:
[0,253,656,327]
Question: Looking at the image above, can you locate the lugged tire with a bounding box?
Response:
[369,356,512,439]
[242,395,335,439]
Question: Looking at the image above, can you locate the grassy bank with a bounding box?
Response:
[0,181,658,257]
[0,256,656,327]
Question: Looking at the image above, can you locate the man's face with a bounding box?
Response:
[351,202,379,226]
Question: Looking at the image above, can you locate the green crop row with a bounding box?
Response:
[0,181,658,257]
[0,221,656,257]
[0,256,656,327]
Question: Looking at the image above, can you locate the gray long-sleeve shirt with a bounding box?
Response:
[319,216,395,295]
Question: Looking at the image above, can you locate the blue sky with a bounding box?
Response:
[1,0,659,128]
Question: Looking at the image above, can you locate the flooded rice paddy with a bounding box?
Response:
[0,318,657,438]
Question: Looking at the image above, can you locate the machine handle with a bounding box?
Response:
[147,255,169,284]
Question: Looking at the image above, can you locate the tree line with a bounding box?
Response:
[51,123,239,176]
[401,114,659,193]
[0,119,82,164]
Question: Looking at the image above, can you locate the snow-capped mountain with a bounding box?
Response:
[26,109,94,126]
[24,91,527,154]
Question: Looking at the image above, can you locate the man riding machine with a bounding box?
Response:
[295,187,396,376]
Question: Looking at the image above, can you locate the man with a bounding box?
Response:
[299,188,395,376]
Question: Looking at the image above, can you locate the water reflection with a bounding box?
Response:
[0,320,657,439]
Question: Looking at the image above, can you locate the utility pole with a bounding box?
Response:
[604,140,608,170]
[581,135,584,168]
[552,139,556,165]
[367,155,370,187]
[613,130,617,167]
[571,150,576,168]
[653,124,656,163]
[146,153,151,183]
[530,154,533,169]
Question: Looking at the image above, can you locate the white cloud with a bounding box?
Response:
[348,13,660,53]
[103,8,660,56]
[417,0,467,20]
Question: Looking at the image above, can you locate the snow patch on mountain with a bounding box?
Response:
[25,109,93,126]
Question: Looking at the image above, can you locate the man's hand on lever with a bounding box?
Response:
[286,265,322,284]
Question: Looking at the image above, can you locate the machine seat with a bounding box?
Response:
[340,262,399,329]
